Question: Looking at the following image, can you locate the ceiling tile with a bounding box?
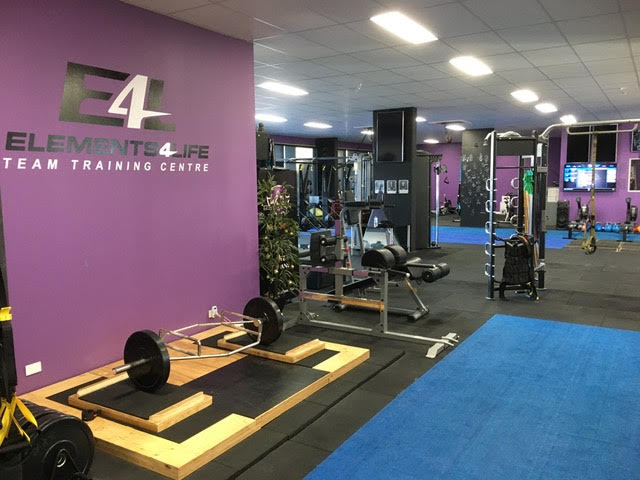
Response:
[394,65,450,81]
[364,70,415,85]
[521,46,581,67]
[539,63,590,79]
[481,53,532,72]
[573,39,631,62]
[497,23,567,52]
[498,68,549,83]
[256,34,339,59]
[620,0,640,11]
[594,72,639,85]
[122,0,210,15]
[353,48,422,69]
[390,81,435,94]
[302,0,386,24]
[299,25,386,54]
[463,0,550,29]
[443,32,514,56]
[324,74,372,88]
[557,14,626,45]
[277,61,341,78]
[254,44,298,64]
[632,38,640,56]
[417,3,490,38]
[255,66,309,82]
[553,77,600,91]
[346,20,407,47]
[396,42,460,64]
[623,11,640,38]
[221,0,335,31]
[426,77,471,90]
[171,3,283,41]
[584,57,636,76]
[537,0,620,21]
[312,54,379,73]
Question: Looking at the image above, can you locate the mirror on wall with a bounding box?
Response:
[630,159,640,192]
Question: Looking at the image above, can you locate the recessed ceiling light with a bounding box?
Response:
[304,121,332,129]
[361,129,374,135]
[416,116,427,123]
[370,11,438,45]
[449,56,492,77]
[560,114,577,124]
[535,103,557,113]
[255,113,287,123]
[511,89,538,103]
[445,123,466,131]
[424,138,439,144]
[257,81,308,96]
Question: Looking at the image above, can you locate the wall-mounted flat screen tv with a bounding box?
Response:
[562,163,616,192]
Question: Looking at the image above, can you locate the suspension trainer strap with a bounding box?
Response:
[581,134,597,254]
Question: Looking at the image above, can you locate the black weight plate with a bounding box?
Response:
[361,248,396,269]
[22,415,95,478]
[384,245,408,266]
[243,296,283,345]
[124,330,170,392]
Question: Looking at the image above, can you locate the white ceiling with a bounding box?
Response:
[122,0,640,141]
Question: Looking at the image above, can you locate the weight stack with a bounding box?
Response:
[556,201,569,229]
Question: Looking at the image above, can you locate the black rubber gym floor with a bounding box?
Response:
[89,237,640,480]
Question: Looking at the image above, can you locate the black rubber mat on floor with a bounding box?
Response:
[200,332,320,354]
[80,381,201,419]
[156,356,326,442]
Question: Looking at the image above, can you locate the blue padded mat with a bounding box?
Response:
[307,315,640,480]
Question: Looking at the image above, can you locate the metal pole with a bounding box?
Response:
[434,161,440,246]
[486,131,497,299]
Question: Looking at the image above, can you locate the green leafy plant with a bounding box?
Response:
[257,175,299,303]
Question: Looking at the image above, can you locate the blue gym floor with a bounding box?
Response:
[431,226,638,248]
[306,315,640,480]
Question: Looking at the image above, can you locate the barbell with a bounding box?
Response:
[113,296,283,392]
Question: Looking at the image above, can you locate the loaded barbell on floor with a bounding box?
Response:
[113,296,283,392]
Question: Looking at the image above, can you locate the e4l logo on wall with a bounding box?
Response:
[59,62,175,132]
[2,61,211,174]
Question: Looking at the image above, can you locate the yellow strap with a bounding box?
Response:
[0,395,38,447]
[0,307,11,322]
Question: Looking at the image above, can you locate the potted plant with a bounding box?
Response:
[257,175,299,310]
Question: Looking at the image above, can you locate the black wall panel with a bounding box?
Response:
[460,129,492,228]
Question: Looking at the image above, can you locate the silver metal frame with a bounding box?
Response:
[113,310,265,374]
[298,264,459,358]
[540,118,640,140]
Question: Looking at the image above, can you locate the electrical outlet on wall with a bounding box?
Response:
[25,361,42,376]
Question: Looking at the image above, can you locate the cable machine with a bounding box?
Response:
[484,132,547,300]
[539,118,640,254]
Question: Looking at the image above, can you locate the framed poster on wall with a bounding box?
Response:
[386,180,397,194]
[631,131,640,153]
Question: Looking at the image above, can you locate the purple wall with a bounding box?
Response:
[420,143,461,208]
[421,143,517,211]
[558,125,640,223]
[1,0,257,392]
[548,137,561,187]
